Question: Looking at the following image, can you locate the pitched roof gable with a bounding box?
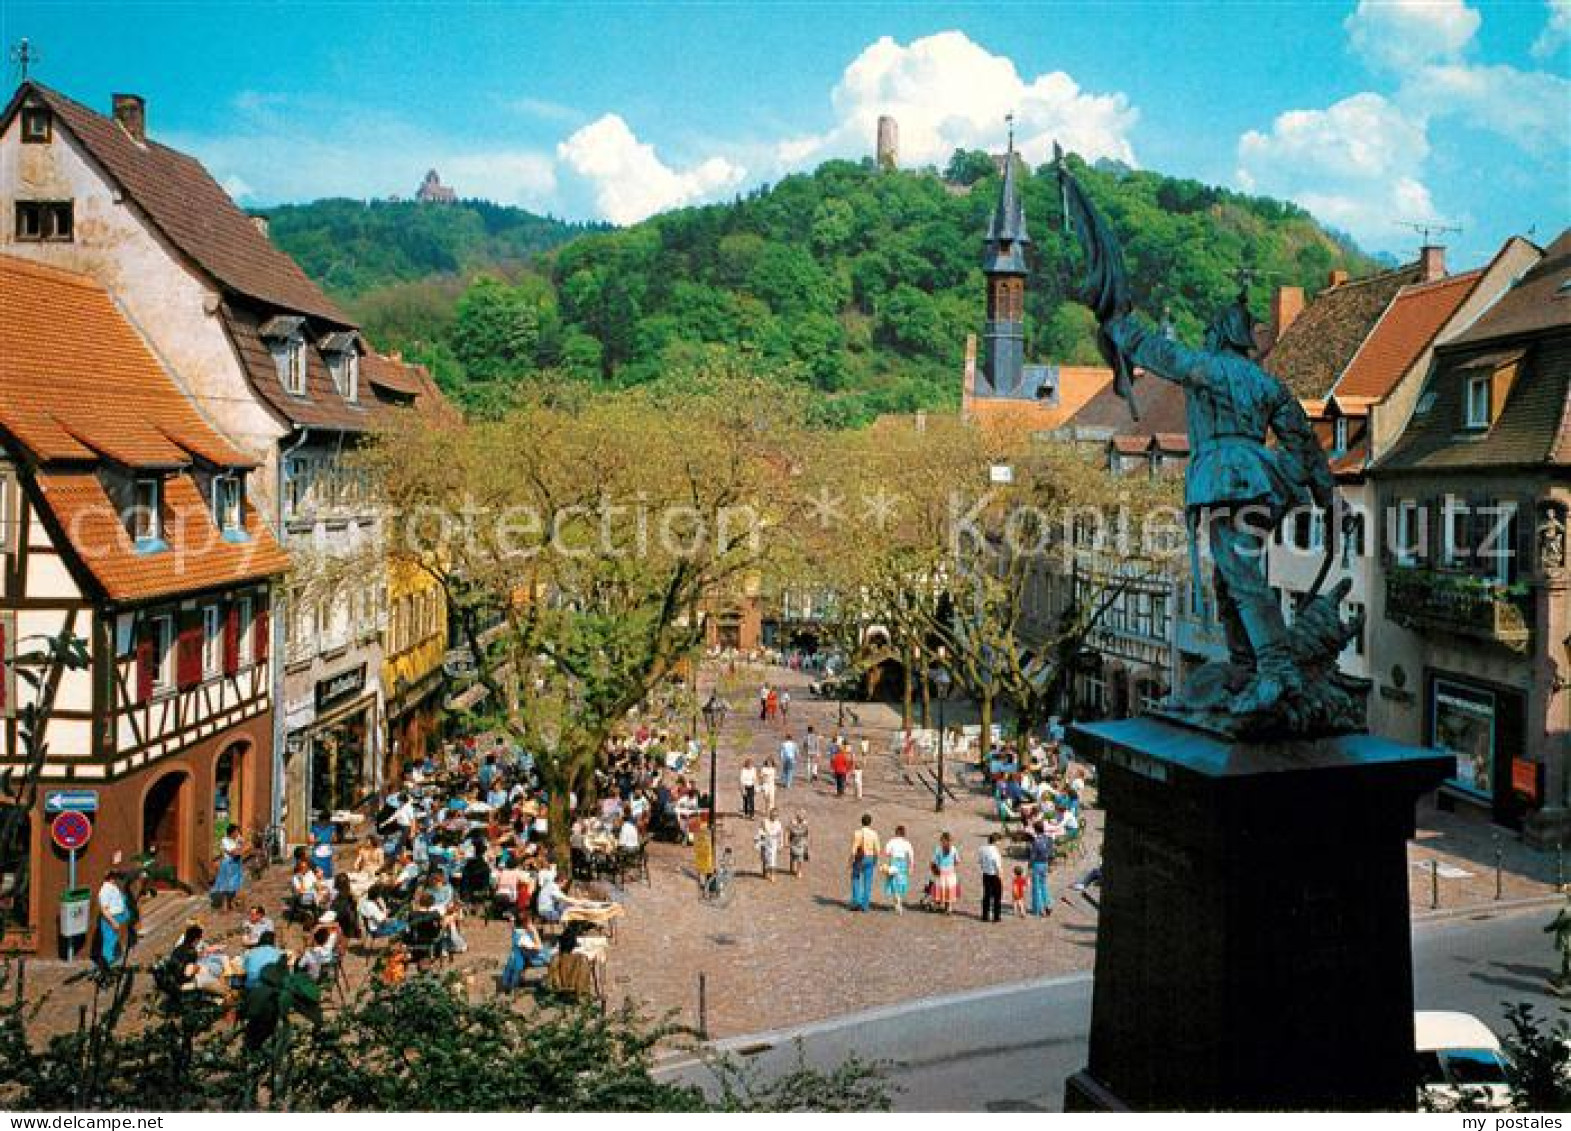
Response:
[1331,270,1483,402]
[1264,264,1423,399]
[0,255,252,469]
[7,82,349,326]
[1449,229,1571,346]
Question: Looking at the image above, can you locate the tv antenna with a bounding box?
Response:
[1402,221,1462,245]
[9,38,38,82]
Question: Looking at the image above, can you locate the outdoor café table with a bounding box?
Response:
[562,901,624,937]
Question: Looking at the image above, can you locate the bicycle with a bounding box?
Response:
[245,824,286,880]
[699,847,735,906]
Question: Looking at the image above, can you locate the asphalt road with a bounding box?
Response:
[663,904,1566,1112]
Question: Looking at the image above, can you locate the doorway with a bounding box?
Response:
[142,771,189,886]
[214,741,247,846]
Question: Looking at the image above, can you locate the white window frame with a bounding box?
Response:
[150,614,175,695]
[1464,374,1491,429]
[201,605,223,678]
[236,596,254,666]
[1395,500,1420,567]
[279,338,308,396]
[132,477,162,544]
[1333,416,1349,454]
[213,476,243,534]
[0,468,12,552]
[331,351,360,403]
[1442,495,1466,568]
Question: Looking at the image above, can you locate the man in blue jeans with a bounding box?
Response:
[778,734,798,788]
[849,813,881,911]
[1028,821,1054,917]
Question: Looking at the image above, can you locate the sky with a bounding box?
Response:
[2,1,1566,264]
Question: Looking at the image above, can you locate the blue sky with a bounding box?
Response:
[2,1,1566,264]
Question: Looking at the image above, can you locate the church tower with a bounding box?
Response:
[981,123,1031,395]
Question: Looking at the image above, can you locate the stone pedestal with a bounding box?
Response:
[1064,716,1451,1112]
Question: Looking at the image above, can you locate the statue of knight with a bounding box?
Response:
[1056,145,1366,738]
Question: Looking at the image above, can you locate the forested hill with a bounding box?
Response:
[265,155,1377,424]
[259,198,602,297]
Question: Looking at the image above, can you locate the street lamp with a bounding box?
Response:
[701,692,727,840]
[929,654,953,813]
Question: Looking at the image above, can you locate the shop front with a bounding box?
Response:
[1427,670,1528,827]
[281,664,379,843]
[385,669,445,786]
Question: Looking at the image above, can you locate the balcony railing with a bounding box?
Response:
[1385,567,1534,652]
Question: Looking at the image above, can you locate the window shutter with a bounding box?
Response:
[224,601,241,676]
[0,617,7,714]
[176,611,202,689]
[136,627,154,703]
[254,596,270,662]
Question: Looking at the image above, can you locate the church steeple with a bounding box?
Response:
[981,118,1031,395]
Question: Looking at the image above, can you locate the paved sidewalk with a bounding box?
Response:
[11,663,1564,1042]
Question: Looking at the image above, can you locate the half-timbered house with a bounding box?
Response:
[0,255,289,954]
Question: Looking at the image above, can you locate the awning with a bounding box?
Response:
[445,682,489,713]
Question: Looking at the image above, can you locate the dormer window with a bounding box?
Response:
[260,315,309,396]
[1333,417,1349,454]
[321,332,360,402]
[20,106,51,144]
[1464,374,1492,429]
[130,477,163,549]
[213,476,244,538]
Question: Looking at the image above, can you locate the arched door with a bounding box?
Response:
[142,771,189,886]
[214,741,247,836]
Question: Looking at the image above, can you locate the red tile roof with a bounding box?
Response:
[0,256,252,469]
[1332,270,1483,402]
[5,83,349,326]
[1264,264,1423,399]
[37,471,289,602]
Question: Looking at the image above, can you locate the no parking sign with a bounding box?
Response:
[50,810,92,852]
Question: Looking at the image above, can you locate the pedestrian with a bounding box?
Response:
[1028,821,1054,917]
[759,683,770,722]
[766,688,780,722]
[759,757,778,813]
[849,813,880,912]
[210,822,246,911]
[803,725,822,783]
[778,733,798,788]
[830,740,851,797]
[930,832,961,914]
[779,689,791,719]
[94,869,129,972]
[1011,866,1028,917]
[882,824,914,914]
[788,810,810,877]
[739,757,757,819]
[979,833,1004,923]
[756,809,783,881]
[853,736,868,799]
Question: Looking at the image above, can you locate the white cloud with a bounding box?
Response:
[1345,0,1480,71]
[778,31,1138,170]
[1533,0,1571,59]
[1236,92,1442,248]
[1405,62,1571,159]
[556,113,745,225]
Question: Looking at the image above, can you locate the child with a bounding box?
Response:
[1011,865,1028,917]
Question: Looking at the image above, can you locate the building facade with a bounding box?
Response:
[0,256,289,954]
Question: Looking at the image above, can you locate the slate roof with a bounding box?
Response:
[0,256,251,469]
[1332,269,1483,402]
[1377,237,1571,474]
[5,83,350,326]
[1063,370,1189,439]
[222,304,380,432]
[1264,263,1423,399]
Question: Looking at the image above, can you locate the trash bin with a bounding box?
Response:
[59,887,91,959]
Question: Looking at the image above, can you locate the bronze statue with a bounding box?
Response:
[1057,148,1364,738]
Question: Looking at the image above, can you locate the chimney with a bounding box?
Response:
[112,93,145,143]
[1270,285,1305,343]
[1419,244,1446,283]
[1327,268,1349,288]
[251,215,270,239]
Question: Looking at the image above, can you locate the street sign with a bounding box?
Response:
[50,810,92,852]
[45,790,99,814]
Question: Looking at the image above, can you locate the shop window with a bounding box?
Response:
[1431,679,1495,800]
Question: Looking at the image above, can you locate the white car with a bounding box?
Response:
[1416,1010,1513,1110]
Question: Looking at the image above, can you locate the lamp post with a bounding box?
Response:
[701,692,727,841]
[930,655,952,813]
